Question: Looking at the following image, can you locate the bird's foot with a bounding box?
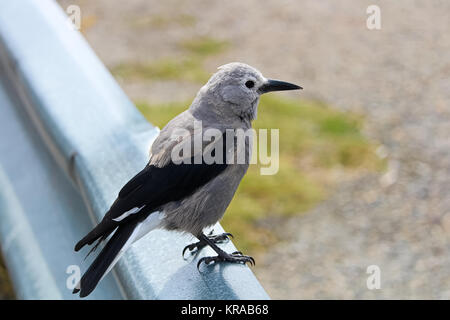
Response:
[197,251,255,269]
[182,232,233,258]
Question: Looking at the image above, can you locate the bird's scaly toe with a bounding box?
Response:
[182,242,202,257]
[183,232,233,258]
[197,251,255,270]
[209,232,233,243]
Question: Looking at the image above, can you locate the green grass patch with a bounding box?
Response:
[130,14,196,29]
[136,95,383,253]
[180,37,230,57]
[255,95,382,170]
[112,58,209,83]
[111,36,228,83]
[0,254,14,299]
[135,100,190,125]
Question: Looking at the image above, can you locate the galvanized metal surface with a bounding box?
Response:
[0,0,269,299]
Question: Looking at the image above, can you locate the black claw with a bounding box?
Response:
[189,232,254,269]
[197,257,213,270]
[182,243,198,257]
[210,232,233,243]
[196,251,255,270]
[183,232,233,258]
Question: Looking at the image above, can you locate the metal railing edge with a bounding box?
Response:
[0,0,269,300]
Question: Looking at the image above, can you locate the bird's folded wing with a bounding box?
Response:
[107,132,229,222]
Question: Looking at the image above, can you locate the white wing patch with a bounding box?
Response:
[112,206,145,222]
[99,211,165,282]
[133,211,165,243]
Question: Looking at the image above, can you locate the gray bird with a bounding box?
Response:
[73,62,301,297]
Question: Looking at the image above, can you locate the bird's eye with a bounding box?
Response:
[245,80,255,89]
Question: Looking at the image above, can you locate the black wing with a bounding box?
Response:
[74,136,229,251]
[109,159,228,220]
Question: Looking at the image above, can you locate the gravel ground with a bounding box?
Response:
[54,0,450,299]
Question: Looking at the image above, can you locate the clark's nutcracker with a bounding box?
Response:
[73,62,301,297]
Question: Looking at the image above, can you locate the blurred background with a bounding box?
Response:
[1,0,450,299]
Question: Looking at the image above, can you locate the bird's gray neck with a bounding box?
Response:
[189,91,253,130]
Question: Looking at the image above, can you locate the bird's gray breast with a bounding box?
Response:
[160,163,248,236]
[156,107,254,235]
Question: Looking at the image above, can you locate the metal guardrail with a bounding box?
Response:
[0,0,269,300]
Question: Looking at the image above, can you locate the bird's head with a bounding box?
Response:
[191,62,302,124]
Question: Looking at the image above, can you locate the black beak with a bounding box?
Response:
[258,79,302,94]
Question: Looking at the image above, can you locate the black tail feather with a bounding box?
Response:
[83,236,106,261]
[74,219,115,252]
[74,222,137,298]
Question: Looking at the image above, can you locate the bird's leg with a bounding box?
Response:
[182,230,233,257]
[196,232,255,269]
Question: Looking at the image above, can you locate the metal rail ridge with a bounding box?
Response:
[0,0,268,300]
